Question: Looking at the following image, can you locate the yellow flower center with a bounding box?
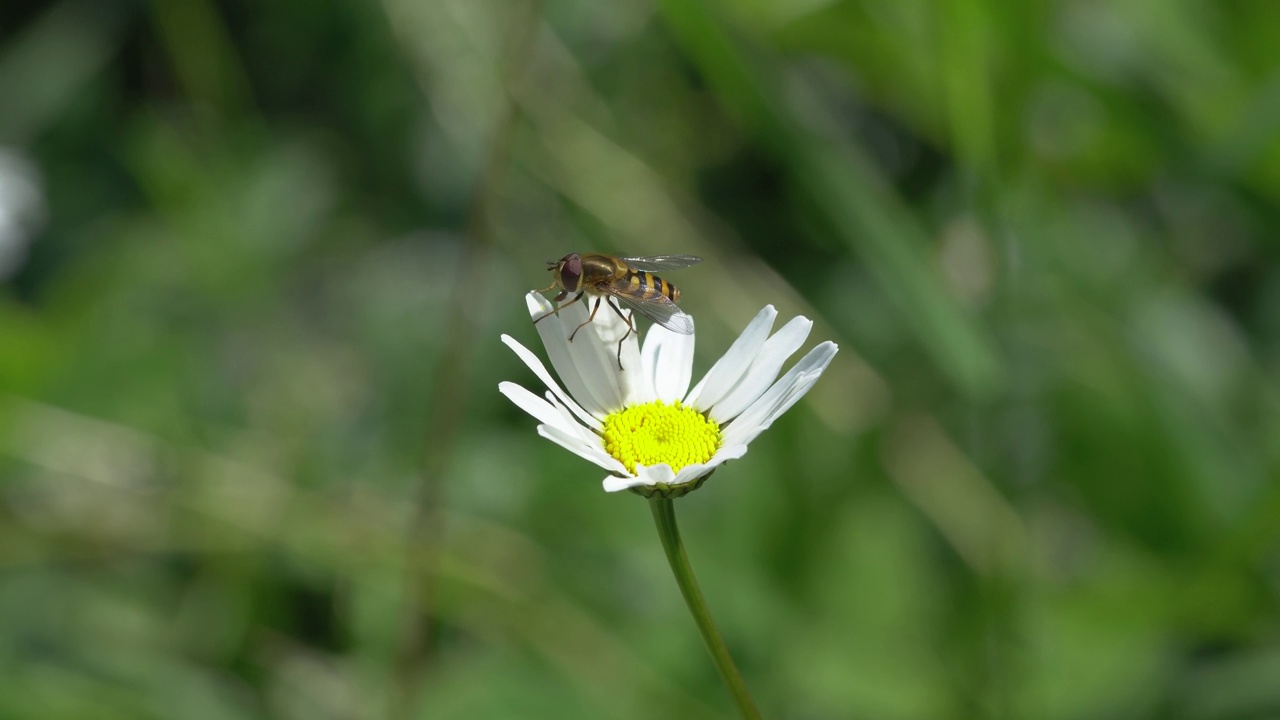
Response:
[602,400,722,475]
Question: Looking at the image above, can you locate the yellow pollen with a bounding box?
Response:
[602,400,722,475]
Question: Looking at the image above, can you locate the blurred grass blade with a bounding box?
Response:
[658,0,1003,398]
[0,0,130,143]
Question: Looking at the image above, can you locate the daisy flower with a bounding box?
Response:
[499,291,838,496]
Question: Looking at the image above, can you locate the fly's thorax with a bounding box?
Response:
[579,253,628,285]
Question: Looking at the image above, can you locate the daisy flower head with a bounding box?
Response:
[499,292,838,497]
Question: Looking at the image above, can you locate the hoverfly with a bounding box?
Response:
[533,253,702,370]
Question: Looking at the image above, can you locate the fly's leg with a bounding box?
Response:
[604,300,638,371]
[604,300,638,334]
[533,291,584,325]
[568,297,603,343]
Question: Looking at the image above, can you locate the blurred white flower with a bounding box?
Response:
[0,148,46,279]
[500,292,838,495]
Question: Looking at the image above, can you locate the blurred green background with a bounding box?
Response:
[3,0,1280,718]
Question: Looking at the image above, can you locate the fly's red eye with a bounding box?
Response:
[559,253,583,292]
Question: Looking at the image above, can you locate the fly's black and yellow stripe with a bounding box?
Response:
[622,269,680,302]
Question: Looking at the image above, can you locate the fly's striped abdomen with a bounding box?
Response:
[625,270,679,302]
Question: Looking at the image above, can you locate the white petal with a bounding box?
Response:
[570,296,641,407]
[501,334,602,430]
[685,305,777,409]
[684,375,709,409]
[530,292,639,415]
[640,323,695,404]
[722,341,838,447]
[635,461,677,485]
[602,474,644,492]
[725,344,836,445]
[526,293,614,416]
[542,389,611,445]
[601,444,748,492]
[707,316,812,423]
[725,375,818,447]
[612,320,650,406]
[671,444,748,486]
[640,332,662,403]
[544,391,601,447]
[602,461,677,492]
[626,328,660,407]
[537,423,628,474]
[756,341,837,424]
[498,382,588,439]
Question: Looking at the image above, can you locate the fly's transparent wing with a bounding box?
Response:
[617,255,702,272]
[601,285,695,335]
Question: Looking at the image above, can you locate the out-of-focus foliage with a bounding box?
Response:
[2,0,1279,718]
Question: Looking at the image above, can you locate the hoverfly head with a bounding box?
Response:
[552,253,583,293]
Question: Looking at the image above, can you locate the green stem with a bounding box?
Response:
[649,496,763,720]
